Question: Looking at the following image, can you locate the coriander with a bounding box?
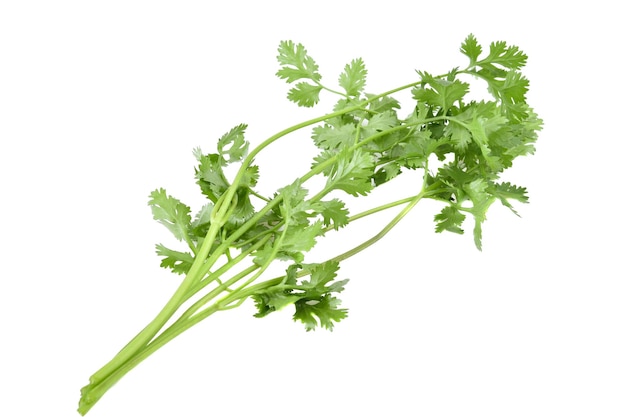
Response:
[78,34,542,414]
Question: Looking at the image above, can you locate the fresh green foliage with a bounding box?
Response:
[79,35,542,415]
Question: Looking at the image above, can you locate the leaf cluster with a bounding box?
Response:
[148,34,542,330]
[80,35,543,415]
[252,261,348,331]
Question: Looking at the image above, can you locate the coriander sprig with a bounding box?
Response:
[78,34,542,415]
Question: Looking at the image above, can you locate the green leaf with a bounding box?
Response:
[287,82,323,107]
[155,244,194,275]
[148,188,192,242]
[387,129,437,170]
[276,67,314,83]
[300,261,348,295]
[252,242,304,266]
[252,261,348,328]
[444,121,473,151]
[325,148,374,196]
[276,40,321,82]
[252,290,302,318]
[278,180,311,225]
[463,179,496,250]
[281,221,324,253]
[228,188,257,226]
[190,203,213,237]
[332,97,369,119]
[194,153,230,202]
[217,124,249,163]
[481,40,527,71]
[319,199,349,230]
[361,110,399,139]
[372,161,402,186]
[489,182,528,215]
[311,123,357,150]
[365,94,400,113]
[240,164,260,188]
[467,116,502,171]
[338,58,367,96]
[413,73,469,113]
[434,206,466,234]
[293,295,348,331]
[460,33,482,65]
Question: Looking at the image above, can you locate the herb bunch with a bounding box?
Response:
[78,34,542,415]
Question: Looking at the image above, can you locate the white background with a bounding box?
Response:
[1,1,624,416]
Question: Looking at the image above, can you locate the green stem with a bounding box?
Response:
[82,187,236,407]
[180,264,260,321]
[78,302,222,416]
[314,79,349,98]
[329,192,425,263]
[80,77,434,415]
[184,234,271,299]
[200,82,436,260]
[232,189,431,302]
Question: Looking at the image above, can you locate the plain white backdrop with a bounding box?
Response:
[1,1,624,416]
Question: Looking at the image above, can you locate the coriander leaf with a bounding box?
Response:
[387,129,439,170]
[444,121,473,151]
[480,40,527,71]
[467,117,502,171]
[293,295,348,331]
[338,58,367,96]
[240,164,260,188]
[434,206,466,234]
[365,94,401,114]
[194,153,230,203]
[252,290,302,318]
[413,73,469,113]
[217,124,249,163]
[300,261,348,295]
[489,182,528,215]
[325,148,374,196]
[460,33,482,66]
[155,244,194,275]
[278,180,312,226]
[497,71,530,120]
[252,241,304,266]
[332,97,369,121]
[148,188,192,242]
[287,82,323,107]
[311,149,336,176]
[281,221,324,253]
[463,178,496,250]
[276,40,321,82]
[276,67,314,83]
[319,199,349,230]
[252,261,349,331]
[190,203,213,237]
[491,182,528,203]
[311,123,357,150]
[361,110,399,139]
[228,188,257,226]
[372,161,402,186]
[279,180,309,210]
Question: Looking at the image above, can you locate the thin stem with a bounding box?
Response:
[250,189,271,202]
[231,189,431,302]
[80,75,440,415]
[329,192,425,264]
[327,194,421,233]
[180,264,260,321]
[78,303,222,416]
[185,234,271,298]
[314,79,349,98]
